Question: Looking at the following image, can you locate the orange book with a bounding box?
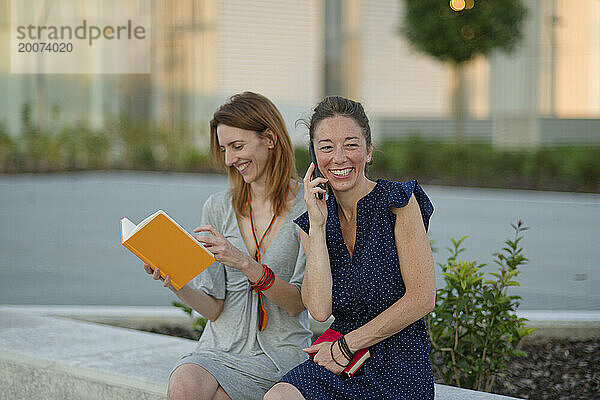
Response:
[120,210,215,290]
[309,328,371,378]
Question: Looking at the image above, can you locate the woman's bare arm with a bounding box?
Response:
[344,193,436,352]
[299,227,333,322]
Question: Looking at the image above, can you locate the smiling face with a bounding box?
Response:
[313,115,373,193]
[217,124,274,185]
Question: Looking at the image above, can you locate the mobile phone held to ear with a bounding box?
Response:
[309,143,325,199]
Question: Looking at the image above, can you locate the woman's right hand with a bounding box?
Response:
[303,163,328,228]
[143,263,173,289]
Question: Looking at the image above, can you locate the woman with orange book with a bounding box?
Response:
[144,92,312,400]
[265,96,436,399]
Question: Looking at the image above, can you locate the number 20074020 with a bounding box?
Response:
[18,42,73,52]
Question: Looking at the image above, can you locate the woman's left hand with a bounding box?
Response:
[193,225,251,271]
[303,341,345,375]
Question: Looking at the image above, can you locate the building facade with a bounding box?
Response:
[0,0,598,148]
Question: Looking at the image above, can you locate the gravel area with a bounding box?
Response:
[492,338,599,400]
[141,325,599,400]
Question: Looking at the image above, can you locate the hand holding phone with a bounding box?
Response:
[309,143,325,199]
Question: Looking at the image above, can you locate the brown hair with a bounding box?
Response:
[209,92,297,216]
[306,96,372,148]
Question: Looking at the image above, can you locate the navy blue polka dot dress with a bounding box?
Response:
[281,179,435,399]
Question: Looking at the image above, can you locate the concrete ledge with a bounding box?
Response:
[520,310,600,339]
[0,304,334,338]
[0,305,193,329]
[0,309,193,400]
[4,305,598,338]
[0,351,164,400]
[0,306,535,399]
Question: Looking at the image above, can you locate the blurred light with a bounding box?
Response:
[450,0,466,12]
[465,0,475,10]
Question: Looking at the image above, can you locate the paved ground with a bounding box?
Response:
[1,171,598,310]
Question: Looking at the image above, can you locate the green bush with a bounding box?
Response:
[183,149,212,172]
[369,137,600,192]
[294,147,310,177]
[0,129,20,173]
[3,103,115,172]
[54,123,112,170]
[2,110,599,194]
[427,221,535,391]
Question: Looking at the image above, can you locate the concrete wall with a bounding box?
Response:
[0,307,529,400]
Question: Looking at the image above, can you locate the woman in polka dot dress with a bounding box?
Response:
[264,96,436,400]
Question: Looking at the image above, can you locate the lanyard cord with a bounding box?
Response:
[247,201,277,264]
[246,185,290,331]
[246,185,290,263]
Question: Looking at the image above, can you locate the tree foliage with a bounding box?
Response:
[401,0,528,64]
[400,0,527,143]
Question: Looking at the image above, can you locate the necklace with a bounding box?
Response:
[246,185,289,263]
[246,185,290,332]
